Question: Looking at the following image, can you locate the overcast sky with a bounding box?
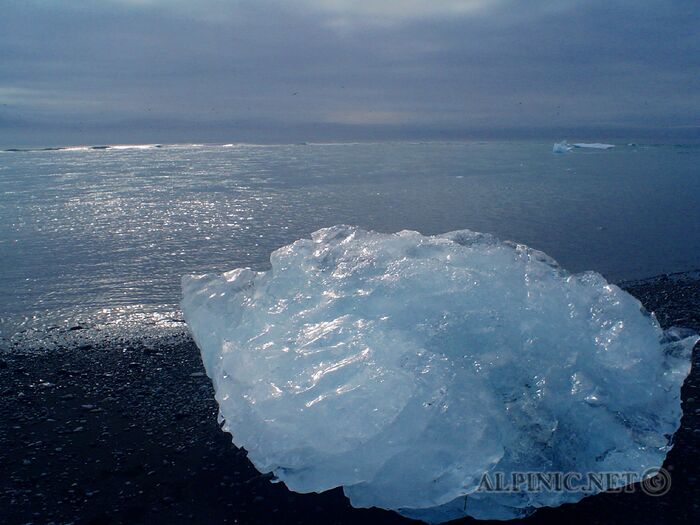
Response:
[1,0,698,145]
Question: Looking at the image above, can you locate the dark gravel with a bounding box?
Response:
[0,274,698,525]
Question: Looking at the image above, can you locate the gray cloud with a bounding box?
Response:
[1,0,698,145]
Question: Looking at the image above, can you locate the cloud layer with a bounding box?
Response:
[1,0,698,145]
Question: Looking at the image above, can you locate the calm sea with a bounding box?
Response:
[1,141,699,343]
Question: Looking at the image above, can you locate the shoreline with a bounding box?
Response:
[1,274,698,524]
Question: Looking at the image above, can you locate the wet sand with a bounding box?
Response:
[1,273,698,524]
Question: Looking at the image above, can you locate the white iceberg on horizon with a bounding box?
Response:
[553,141,616,153]
[572,142,615,150]
[552,141,572,154]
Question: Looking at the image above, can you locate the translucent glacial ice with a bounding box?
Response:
[181,226,696,522]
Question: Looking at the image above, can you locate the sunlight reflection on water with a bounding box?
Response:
[1,141,699,342]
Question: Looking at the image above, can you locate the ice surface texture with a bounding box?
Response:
[182,226,696,522]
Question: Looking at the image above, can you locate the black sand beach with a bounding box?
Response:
[1,274,698,525]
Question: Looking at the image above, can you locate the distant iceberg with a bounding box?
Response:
[572,142,615,150]
[552,141,572,154]
[553,141,615,153]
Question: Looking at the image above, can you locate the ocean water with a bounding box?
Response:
[1,141,699,344]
